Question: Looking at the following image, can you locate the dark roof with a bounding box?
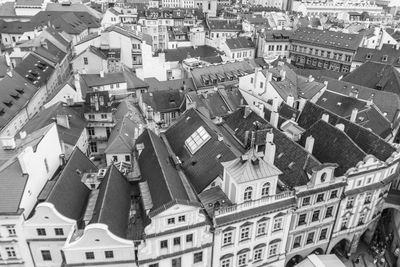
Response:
[0,20,34,34]
[0,160,25,214]
[291,27,363,51]
[165,109,239,192]
[164,45,222,63]
[342,61,400,95]
[262,30,293,42]
[81,71,147,89]
[84,91,113,113]
[142,90,185,113]
[47,148,96,220]
[90,165,131,238]
[290,65,344,80]
[207,19,242,32]
[144,77,195,92]
[20,102,87,146]
[297,102,396,165]
[14,53,55,88]
[353,44,400,67]
[223,107,320,188]
[105,116,137,154]
[226,37,255,50]
[136,129,192,213]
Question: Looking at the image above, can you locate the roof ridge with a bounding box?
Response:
[96,165,115,223]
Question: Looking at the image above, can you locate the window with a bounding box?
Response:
[250,77,254,84]
[244,187,253,201]
[319,228,328,240]
[358,213,366,225]
[101,114,107,119]
[261,183,270,197]
[302,197,310,206]
[105,251,114,259]
[186,234,193,242]
[366,176,373,184]
[112,156,118,162]
[85,252,95,260]
[298,214,307,226]
[356,179,362,187]
[306,232,315,244]
[37,228,46,236]
[312,210,320,222]
[6,226,16,236]
[341,216,349,230]
[41,250,52,261]
[268,45,274,51]
[256,222,266,236]
[84,57,88,65]
[125,155,131,162]
[269,243,278,256]
[88,114,95,120]
[44,158,49,173]
[221,258,231,267]
[110,84,114,89]
[193,252,203,263]
[173,237,181,246]
[346,197,354,209]
[293,235,301,248]
[172,257,181,267]
[238,253,247,266]
[330,190,338,199]
[178,215,185,222]
[168,218,175,224]
[160,240,168,249]
[325,206,333,218]
[89,142,97,153]
[273,218,282,231]
[149,264,159,267]
[54,228,64,236]
[5,247,16,258]
[222,231,233,245]
[260,82,264,88]
[277,45,282,51]
[365,192,372,204]
[254,248,263,261]
[240,226,250,241]
[316,193,324,202]
[185,126,211,154]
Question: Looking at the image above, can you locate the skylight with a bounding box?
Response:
[185,126,211,154]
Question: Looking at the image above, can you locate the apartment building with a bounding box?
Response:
[290,28,363,73]
[257,30,293,60]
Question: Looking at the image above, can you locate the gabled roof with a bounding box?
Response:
[75,46,107,61]
[207,19,242,32]
[90,165,131,238]
[226,37,255,50]
[104,25,142,40]
[142,90,184,113]
[136,129,193,214]
[165,109,239,192]
[297,102,396,165]
[20,102,87,147]
[105,116,137,154]
[46,148,96,221]
[291,27,363,51]
[81,71,147,89]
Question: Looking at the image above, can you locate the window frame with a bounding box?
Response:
[85,252,95,260]
[41,250,52,261]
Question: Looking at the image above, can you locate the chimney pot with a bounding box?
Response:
[321,113,329,122]
[350,108,358,122]
[305,135,314,154]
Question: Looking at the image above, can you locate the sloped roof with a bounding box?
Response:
[0,20,34,34]
[164,45,222,63]
[90,165,131,238]
[20,102,86,147]
[144,77,195,92]
[226,37,255,50]
[75,32,100,46]
[353,44,400,67]
[46,148,96,220]
[136,129,192,213]
[142,89,184,113]
[105,116,137,154]
[207,19,242,31]
[291,27,363,51]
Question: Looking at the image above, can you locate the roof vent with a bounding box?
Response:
[0,136,16,150]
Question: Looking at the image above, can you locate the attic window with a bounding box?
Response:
[184,126,211,154]
[11,94,20,100]
[3,101,12,108]
[16,89,24,95]
[322,98,327,102]
[382,55,388,62]
[337,102,342,106]
[366,53,372,59]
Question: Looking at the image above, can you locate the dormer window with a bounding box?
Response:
[382,55,388,62]
[261,182,270,197]
[185,126,211,154]
[244,187,253,202]
[366,53,372,59]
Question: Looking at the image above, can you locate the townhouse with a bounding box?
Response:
[351,43,400,71]
[290,28,363,73]
[221,37,256,60]
[256,30,293,61]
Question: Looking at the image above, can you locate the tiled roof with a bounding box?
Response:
[353,44,400,67]
[223,108,320,188]
[136,129,193,213]
[0,20,34,34]
[20,102,87,147]
[75,46,107,60]
[144,77,195,92]
[81,71,147,89]
[164,45,222,63]
[75,32,100,46]
[291,27,363,51]
[142,89,185,113]
[15,0,43,6]
[226,37,255,50]
[207,19,242,32]
[342,61,400,95]
[90,165,131,238]
[297,102,396,165]
[46,148,96,221]
[105,116,137,154]
[165,109,239,192]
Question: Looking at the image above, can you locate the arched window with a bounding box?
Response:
[262,182,270,197]
[244,187,253,201]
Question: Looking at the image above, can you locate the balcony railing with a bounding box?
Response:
[214,191,294,217]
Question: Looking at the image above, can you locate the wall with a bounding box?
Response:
[72,51,108,74]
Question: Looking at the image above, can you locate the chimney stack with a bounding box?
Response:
[244,106,251,118]
[321,113,329,122]
[350,108,358,122]
[56,114,70,129]
[367,93,374,106]
[287,95,294,107]
[336,123,345,131]
[305,135,315,154]
[280,69,286,81]
[100,70,105,78]
[264,131,276,165]
[308,75,314,82]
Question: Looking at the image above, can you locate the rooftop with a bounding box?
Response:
[226,37,255,50]
[142,89,185,113]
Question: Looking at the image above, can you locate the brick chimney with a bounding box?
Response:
[264,131,275,165]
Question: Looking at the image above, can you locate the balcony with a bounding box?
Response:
[214,191,294,217]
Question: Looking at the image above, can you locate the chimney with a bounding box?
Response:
[308,75,314,82]
[244,130,250,146]
[367,93,374,106]
[287,95,294,107]
[270,110,279,128]
[321,113,329,122]
[350,108,358,122]
[280,69,286,81]
[254,67,260,90]
[7,68,12,77]
[264,131,276,165]
[350,87,358,98]
[19,131,27,139]
[100,70,105,78]
[244,106,251,118]
[74,73,83,101]
[94,94,99,112]
[0,136,16,150]
[396,43,400,50]
[136,143,144,156]
[305,135,314,154]
[336,123,345,131]
[272,97,279,112]
[56,114,70,129]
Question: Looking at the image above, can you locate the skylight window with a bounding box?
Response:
[185,126,211,154]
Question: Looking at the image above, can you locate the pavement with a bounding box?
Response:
[337,241,389,267]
